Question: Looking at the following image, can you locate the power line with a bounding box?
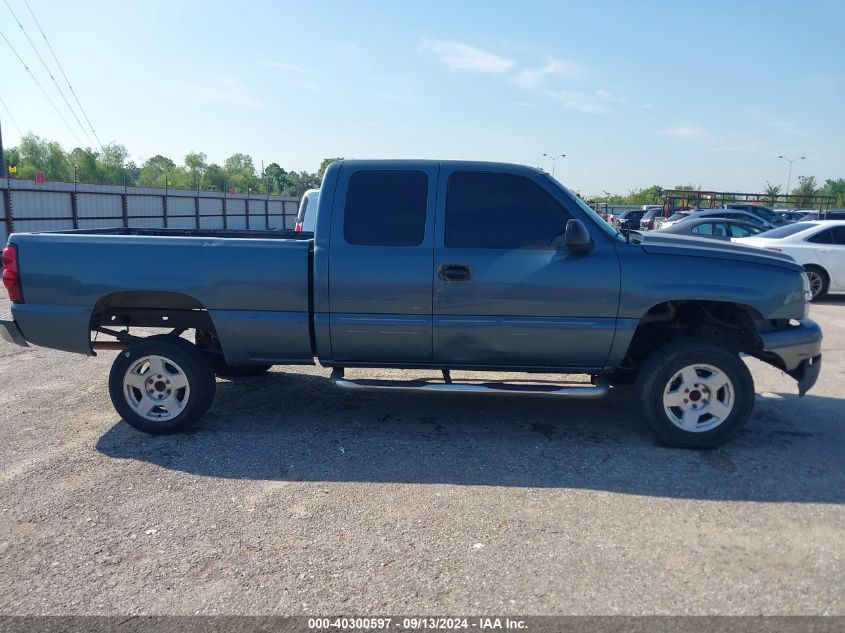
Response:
[3,0,94,147]
[0,28,83,145]
[0,95,24,137]
[21,0,103,149]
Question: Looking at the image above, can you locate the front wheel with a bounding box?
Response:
[635,339,754,448]
[108,335,216,434]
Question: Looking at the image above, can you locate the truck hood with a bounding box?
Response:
[630,231,802,272]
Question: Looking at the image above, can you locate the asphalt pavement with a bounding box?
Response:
[0,296,842,615]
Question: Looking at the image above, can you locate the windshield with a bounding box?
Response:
[545,175,624,242]
[755,222,817,239]
[666,213,689,222]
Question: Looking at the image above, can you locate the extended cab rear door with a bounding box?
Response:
[327,162,438,363]
[432,164,621,370]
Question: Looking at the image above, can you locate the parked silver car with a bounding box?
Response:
[659,208,778,230]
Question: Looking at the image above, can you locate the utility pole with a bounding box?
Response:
[778,155,805,196]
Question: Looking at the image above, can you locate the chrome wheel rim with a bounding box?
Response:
[123,355,190,421]
[805,271,823,299]
[662,363,734,433]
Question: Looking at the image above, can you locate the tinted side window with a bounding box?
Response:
[344,170,428,246]
[445,172,572,249]
[730,224,754,238]
[808,229,834,244]
[832,227,845,245]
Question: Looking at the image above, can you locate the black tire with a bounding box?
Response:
[194,330,272,378]
[804,265,829,301]
[635,339,755,449]
[108,335,216,435]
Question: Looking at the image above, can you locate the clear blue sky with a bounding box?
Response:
[2,0,843,195]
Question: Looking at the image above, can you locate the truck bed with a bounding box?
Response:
[8,228,315,365]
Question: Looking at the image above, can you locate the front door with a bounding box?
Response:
[433,167,620,369]
[328,163,438,363]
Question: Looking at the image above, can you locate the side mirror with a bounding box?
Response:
[564,219,593,255]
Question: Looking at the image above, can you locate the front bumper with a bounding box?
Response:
[0,319,29,347]
[758,318,822,396]
[788,355,822,397]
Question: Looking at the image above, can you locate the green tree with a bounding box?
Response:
[43,140,72,181]
[318,157,344,181]
[284,170,320,197]
[202,163,227,191]
[764,181,782,206]
[624,184,662,205]
[791,175,818,208]
[223,153,260,192]
[16,133,48,178]
[594,190,624,204]
[184,151,208,188]
[14,134,73,181]
[264,162,287,194]
[124,161,141,186]
[69,147,99,182]
[97,142,130,184]
[138,155,177,187]
[818,178,845,207]
[3,148,21,175]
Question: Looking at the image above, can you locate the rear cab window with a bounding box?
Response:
[343,170,428,246]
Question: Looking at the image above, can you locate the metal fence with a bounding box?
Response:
[0,178,301,245]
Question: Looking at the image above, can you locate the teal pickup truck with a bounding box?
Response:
[0,160,822,448]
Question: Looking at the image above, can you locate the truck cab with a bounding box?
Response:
[315,161,621,370]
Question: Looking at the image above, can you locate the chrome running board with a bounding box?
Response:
[330,368,609,399]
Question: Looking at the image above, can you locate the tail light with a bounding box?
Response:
[2,244,23,303]
[294,222,302,232]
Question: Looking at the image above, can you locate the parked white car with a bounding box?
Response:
[733,220,845,300]
[294,189,320,233]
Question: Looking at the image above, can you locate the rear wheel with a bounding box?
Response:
[804,266,829,301]
[108,335,216,434]
[635,339,754,448]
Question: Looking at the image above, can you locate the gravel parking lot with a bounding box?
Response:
[0,295,842,615]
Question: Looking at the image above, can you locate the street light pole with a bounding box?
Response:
[778,155,805,196]
[542,153,566,177]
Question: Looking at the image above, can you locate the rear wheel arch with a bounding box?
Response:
[91,290,218,332]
